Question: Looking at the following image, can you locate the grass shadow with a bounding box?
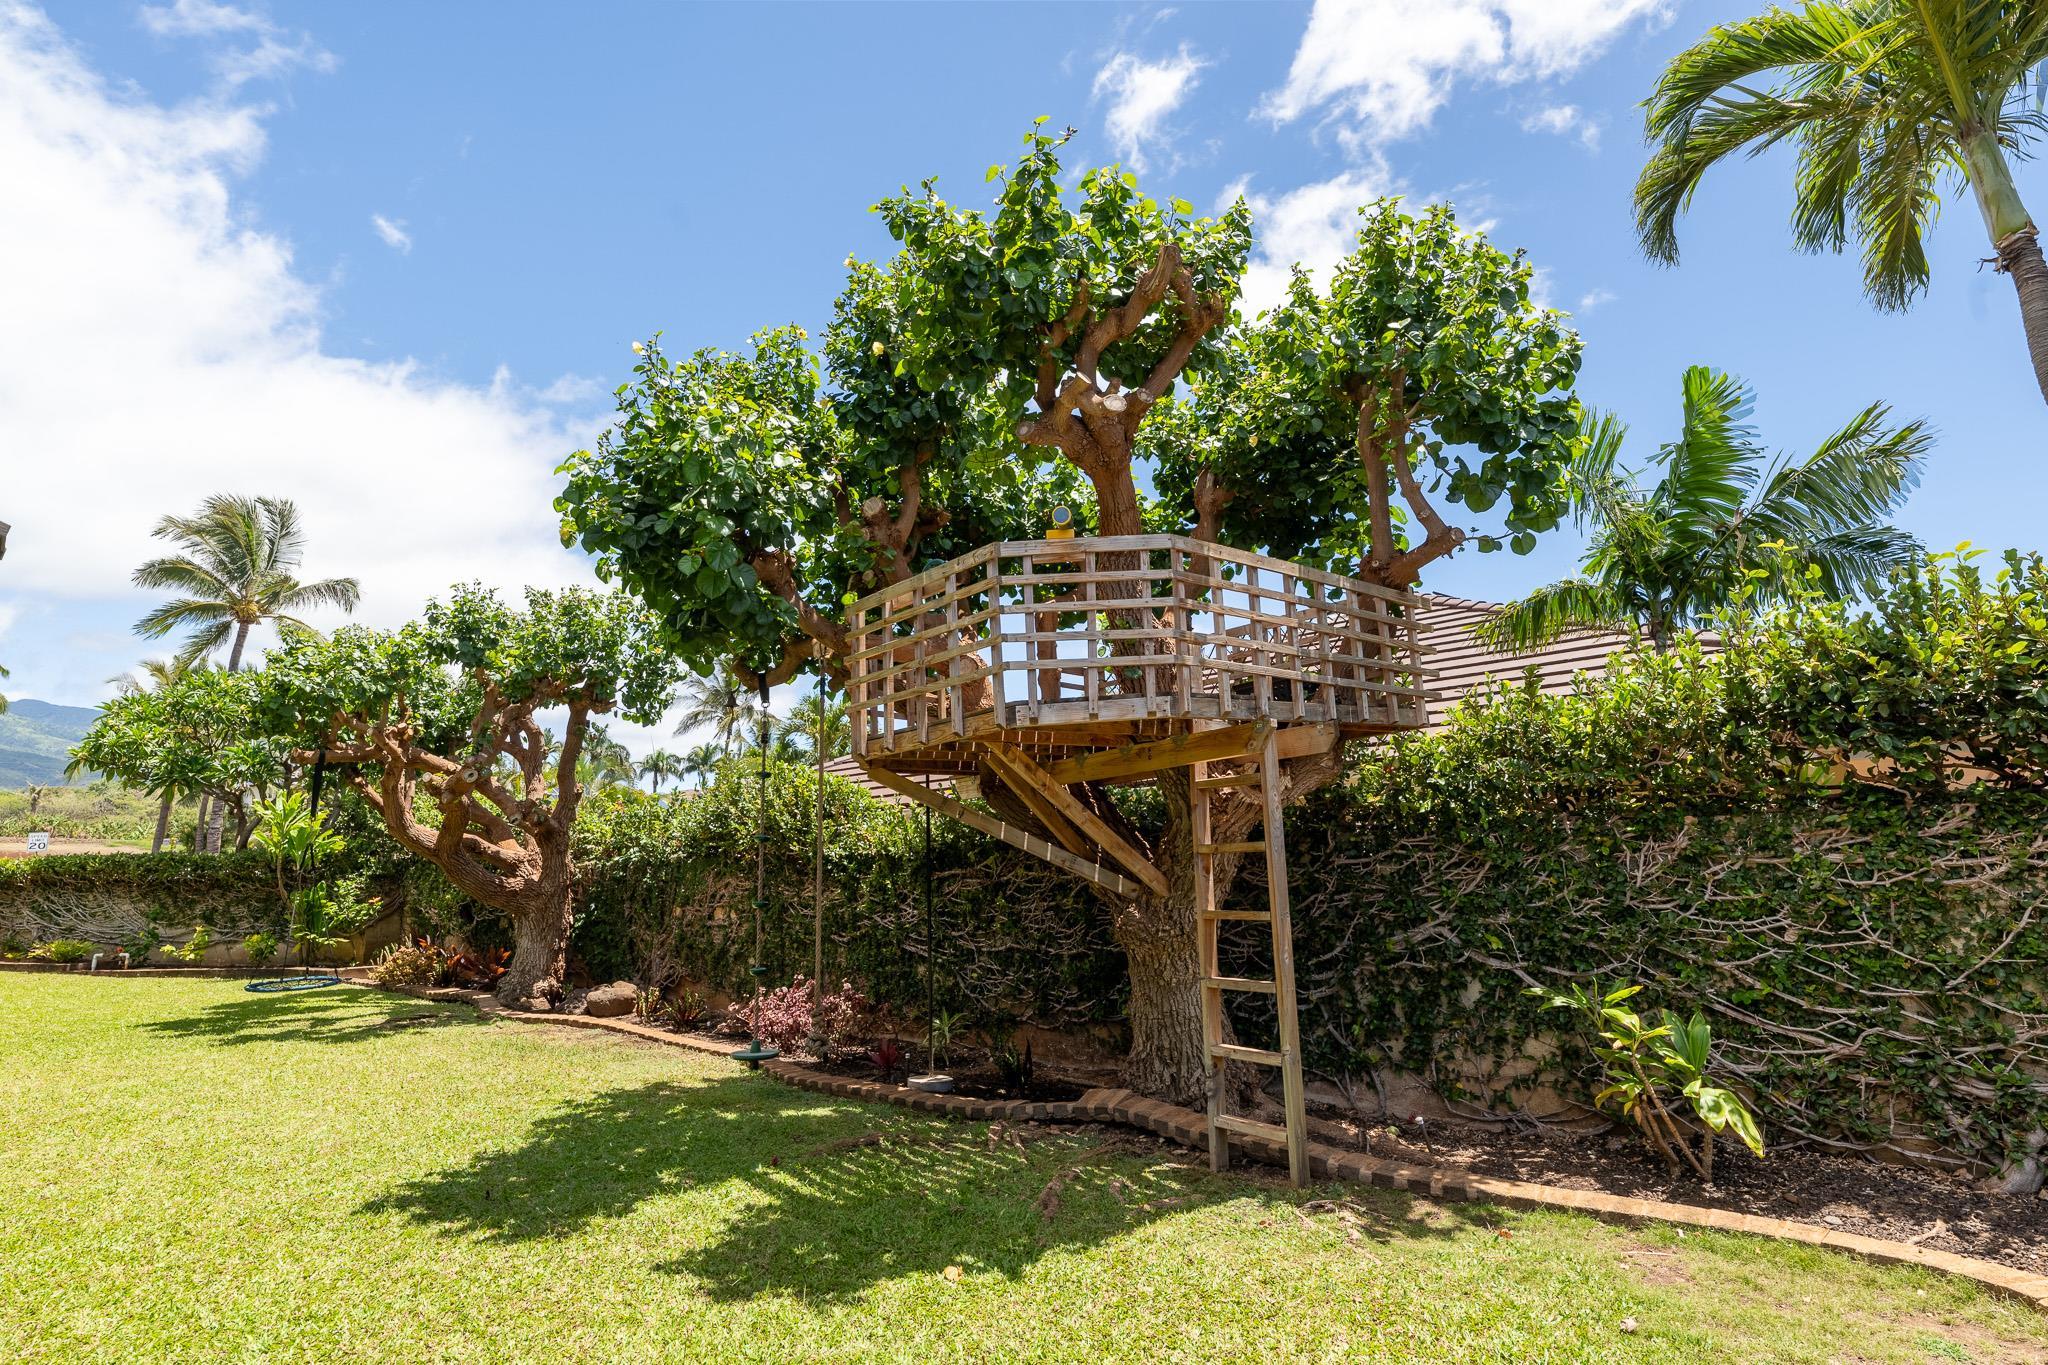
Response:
[364,1072,1486,1300]
[138,987,481,1047]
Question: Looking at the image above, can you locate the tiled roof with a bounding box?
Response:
[1416,594,1716,728]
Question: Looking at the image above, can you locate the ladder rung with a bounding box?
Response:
[1210,1042,1284,1066]
[1212,1113,1290,1143]
[1202,975,1277,995]
[1199,909,1272,923]
[1194,772,1262,790]
[1196,841,1267,855]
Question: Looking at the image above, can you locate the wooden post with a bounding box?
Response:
[1262,727,1309,1186]
[1193,761,1228,1172]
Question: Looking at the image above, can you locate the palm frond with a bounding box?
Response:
[1474,579,1636,652]
[131,555,234,600]
[1655,366,1759,522]
[265,574,362,616]
[1637,3,1889,261]
[1748,402,1930,536]
[134,598,235,639]
[1797,524,1926,598]
[172,620,235,669]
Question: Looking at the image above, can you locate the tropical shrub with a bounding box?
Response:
[241,932,279,968]
[372,939,445,988]
[1529,981,1764,1182]
[33,939,95,964]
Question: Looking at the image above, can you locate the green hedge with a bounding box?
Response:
[0,852,281,946]
[568,762,1124,1028]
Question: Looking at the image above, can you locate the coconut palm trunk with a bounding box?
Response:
[1963,129,2048,402]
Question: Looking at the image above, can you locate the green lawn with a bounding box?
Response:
[1,977,2041,1363]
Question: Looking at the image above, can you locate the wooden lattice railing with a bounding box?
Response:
[845,535,1433,758]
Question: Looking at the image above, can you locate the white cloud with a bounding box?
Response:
[138,0,334,87]
[1576,287,1617,312]
[1521,102,1603,150]
[1259,0,1667,151]
[0,6,595,694]
[370,212,411,253]
[1093,43,1207,171]
[1228,162,1397,316]
[138,0,266,36]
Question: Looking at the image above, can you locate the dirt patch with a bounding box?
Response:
[1617,1239,1693,1288]
[1301,1106,2048,1277]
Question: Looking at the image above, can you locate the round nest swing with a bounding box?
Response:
[245,972,343,993]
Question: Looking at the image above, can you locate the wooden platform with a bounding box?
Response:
[846,534,1433,769]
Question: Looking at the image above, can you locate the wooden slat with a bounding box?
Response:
[1196,841,1267,855]
[1212,1113,1291,1143]
[1201,975,1277,994]
[861,766,1145,900]
[1194,771,1261,790]
[1047,721,1271,786]
[1199,909,1272,922]
[1210,1042,1284,1067]
[980,743,1169,897]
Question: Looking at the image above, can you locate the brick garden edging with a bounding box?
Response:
[351,979,2048,1310]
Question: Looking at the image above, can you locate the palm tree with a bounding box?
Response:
[673,669,764,757]
[1636,1,2048,404]
[776,691,851,760]
[681,742,725,790]
[1479,367,1930,653]
[577,734,636,791]
[133,495,361,670]
[637,749,685,793]
[134,494,358,851]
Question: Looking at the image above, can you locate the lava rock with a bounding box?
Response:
[585,981,639,1018]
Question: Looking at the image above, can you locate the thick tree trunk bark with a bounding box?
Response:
[496,877,575,1006]
[1998,228,2048,407]
[150,793,171,855]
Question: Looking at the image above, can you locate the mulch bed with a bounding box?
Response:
[1302,1107,2048,1276]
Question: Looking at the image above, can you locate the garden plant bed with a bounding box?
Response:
[1302,1107,2048,1277]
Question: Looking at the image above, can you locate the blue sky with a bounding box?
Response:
[1,0,2042,755]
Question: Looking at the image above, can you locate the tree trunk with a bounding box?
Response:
[150,793,172,854]
[193,793,210,852]
[1960,129,2048,406]
[202,621,254,856]
[496,876,575,1006]
[1998,228,2048,407]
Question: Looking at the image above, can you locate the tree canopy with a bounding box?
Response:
[256,583,681,1002]
[559,141,1584,695]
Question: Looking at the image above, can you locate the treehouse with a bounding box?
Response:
[845,531,1436,1185]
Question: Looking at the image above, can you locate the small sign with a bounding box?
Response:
[25,832,50,854]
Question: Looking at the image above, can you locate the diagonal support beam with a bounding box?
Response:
[863,765,1146,900]
[980,743,1169,897]
[977,745,1091,861]
[1046,720,1273,786]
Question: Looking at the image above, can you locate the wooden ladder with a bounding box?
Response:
[1193,727,1310,1187]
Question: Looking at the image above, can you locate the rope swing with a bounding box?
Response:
[730,672,779,1068]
